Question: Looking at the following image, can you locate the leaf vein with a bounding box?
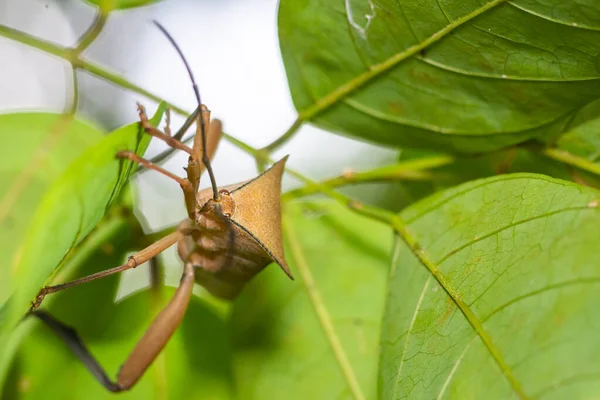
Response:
[482,277,600,322]
[508,2,600,32]
[436,206,595,265]
[391,276,432,399]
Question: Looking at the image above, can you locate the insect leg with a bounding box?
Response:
[116,150,197,220]
[32,230,185,310]
[137,103,194,156]
[172,104,200,141]
[117,151,189,187]
[117,259,195,389]
[30,310,121,392]
[30,260,195,392]
[186,113,222,195]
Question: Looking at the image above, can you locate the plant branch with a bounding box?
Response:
[68,69,79,115]
[74,12,108,55]
[0,24,65,59]
[283,155,454,200]
[538,147,600,177]
[0,23,257,161]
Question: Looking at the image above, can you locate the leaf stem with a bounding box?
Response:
[539,147,600,176]
[68,69,80,115]
[74,12,108,55]
[0,24,65,59]
[0,22,260,163]
[283,155,454,200]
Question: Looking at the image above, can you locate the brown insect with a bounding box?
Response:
[29,21,292,392]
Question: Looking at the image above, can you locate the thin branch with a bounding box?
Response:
[283,155,454,200]
[74,12,108,55]
[0,24,65,59]
[538,147,600,177]
[68,68,79,115]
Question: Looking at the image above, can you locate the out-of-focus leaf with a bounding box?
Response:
[556,99,600,163]
[380,174,600,398]
[278,0,600,152]
[84,0,160,11]
[2,213,232,400]
[3,103,165,336]
[0,113,103,306]
[390,145,600,210]
[232,200,391,399]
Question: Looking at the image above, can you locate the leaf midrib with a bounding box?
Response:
[391,217,529,399]
[298,0,508,122]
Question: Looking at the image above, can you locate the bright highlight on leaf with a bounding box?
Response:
[381,174,600,399]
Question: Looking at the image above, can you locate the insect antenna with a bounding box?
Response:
[153,20,220,201]
[153,21,237,274]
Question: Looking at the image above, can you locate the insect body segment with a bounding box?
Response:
[182,157,292,299]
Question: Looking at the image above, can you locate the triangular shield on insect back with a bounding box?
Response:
[228,156,292,279]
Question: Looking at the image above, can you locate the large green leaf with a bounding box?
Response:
[0,113,104,306]
[279,0,600,153]
[3,104,165,334]
[380,174,600,398]
[232,200,391,399]
[2,213,232,400]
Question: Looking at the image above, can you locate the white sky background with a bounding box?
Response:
[0,0,397,294]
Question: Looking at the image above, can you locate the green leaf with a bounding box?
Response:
[231,200,392,400]
[380,174,600,398]
[0,113,103,307]
[278,0,600,152]
[556,99,600,163]
[4,103,165,334]
[2,214,233,400]
[390,147,583,209]
[84,0,160,11]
